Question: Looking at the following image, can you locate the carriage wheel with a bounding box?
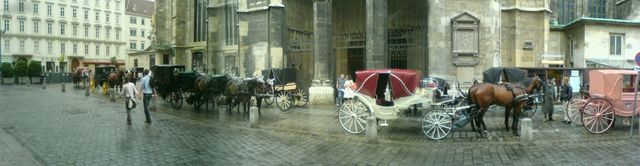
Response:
[338,99,371,134]
[421,109,453,140]
[293,90,309,107]
[581,98,615,134]
[170,91,184,109]
[566,99,586,126]
[264,96,275,105]
[275,91,291,111]
[522,102,538,118]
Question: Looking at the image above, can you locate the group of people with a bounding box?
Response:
[335,74,356,107]
[541,76,573,124]
[120,69,156,125]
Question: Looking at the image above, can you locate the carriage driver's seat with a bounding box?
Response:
[375,73,395,106]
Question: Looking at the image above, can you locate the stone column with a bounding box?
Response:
[309,0,334,105]
[365,0,387,69]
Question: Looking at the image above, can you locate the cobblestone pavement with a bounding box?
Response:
[2,84,640,165]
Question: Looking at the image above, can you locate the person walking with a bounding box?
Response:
[336,74,346,107]
[343,75,355,100]
[141,69,156,124]
[561,77,573,124]
[121,77,138,125]
[543,78,556,121]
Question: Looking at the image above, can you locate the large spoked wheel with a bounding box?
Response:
[339,99,371,134]
[522,101,539,118]
[581,97,614,134]
[293,90,309,107]
[275,91,291,111]
[566,99,586,126]
[170,91,184,110]
[421,109,453,140]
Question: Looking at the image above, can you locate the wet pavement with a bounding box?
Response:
[1,84,640,165]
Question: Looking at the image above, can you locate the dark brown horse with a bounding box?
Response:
[187,73,230,111]
[107,70,127,94]
[72,68,88,88]
[224,77,271,116]
[467,77,542,137]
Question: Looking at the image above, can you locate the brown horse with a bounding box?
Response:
[72,68,88,88]
[224,77,271,116]
[107,70,127,94]
[467,77,542,137]
[187,73,231,111]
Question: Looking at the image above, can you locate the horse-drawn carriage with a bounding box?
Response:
[72,67,89,89]
[92,66,117,94]
[152,64,230,111]
[262,68,308,111]
[338,68,542,140]
[565,70,640,134]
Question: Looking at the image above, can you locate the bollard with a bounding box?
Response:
[249,107,259,128]
[61,83,66,92]
[520,118,533,146]
[366,116,378,143]
[85,86,90,96]
[110,89,116,102]
[219,106,228,122]
[42,78,47,89]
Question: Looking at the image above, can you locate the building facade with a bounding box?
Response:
[1,0,128,73]
[124,0,154,69]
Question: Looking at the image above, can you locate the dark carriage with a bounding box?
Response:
[93,66,117,94]
[152,65,229,110]
[261,68,308,111]
[152,65,187,109]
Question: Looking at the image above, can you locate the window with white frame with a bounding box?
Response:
[33,21,39,33]
[33,4,38,14]
[84,44,89,55]
[115,14,120,24]
[610,34,624,56]
[72,25,77,36]
[47,22,52,34]
[72,8,77,18]
[116,46,120,56]
[34,41,39,53]
[115,30,120,39]
[73,44,78,54]
[106,13,110,23]
[105,28,110,39]
[84,10,88,20]
[60,24,65,35]
[141,18,145,25]
[129,41,136,49]
[47,5,52,16]
[106,0,110,9]
[61,43,65,54]
[60,7,65,17]
[116,1,120,9]
[47,42,53,53]
[3,0,8,12]
[130,17,136,24]
[19,20,24,32]
[141,42,145,50]
[95,27,99,38]
[95,11,99,22]
[84,26,89,37]
[19,2,24,12]
[129,29,136,36]
[95,45,100,55]
[3,19,9,32]
[4,40,9,52]
[19,40,25,52]
[141,29,145,38]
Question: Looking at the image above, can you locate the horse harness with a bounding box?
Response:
[503,83,530,107]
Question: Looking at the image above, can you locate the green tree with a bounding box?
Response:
[1,62,14,78]
[15,60,28,77]
[28,61,42,77]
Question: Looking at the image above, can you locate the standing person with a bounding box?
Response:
[336,74,346,107]
[543,78,556,121]
[561,77,573,124]
[141,69,156,124]
[121,77,137,125]
[343,75,355,100]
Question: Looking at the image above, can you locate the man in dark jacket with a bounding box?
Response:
[543,79,556,121]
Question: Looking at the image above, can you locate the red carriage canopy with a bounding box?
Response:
[355,69,421,99]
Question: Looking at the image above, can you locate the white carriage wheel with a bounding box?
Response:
[566,99,585,126]
[275,91,291,111]
[294,90,309,107]
[581,98,615,134]
[338,99,370,134]
[421,109,453,140]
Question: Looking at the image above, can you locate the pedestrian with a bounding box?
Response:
[561,77,573,124]
[336,74,346,107]
[543,78,556,121]
[343,75,355,100]
[121,77,137,125]
[141,69,156,124]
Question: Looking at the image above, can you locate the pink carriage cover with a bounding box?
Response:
[355,69,421,99]
[589,70,640,117]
